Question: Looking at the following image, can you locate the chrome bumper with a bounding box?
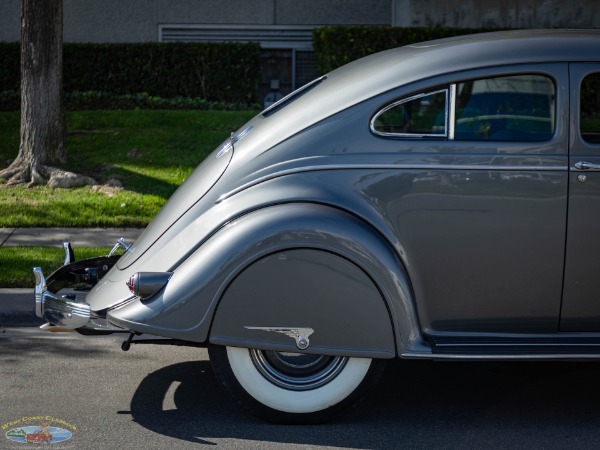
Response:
[34,267,91,329]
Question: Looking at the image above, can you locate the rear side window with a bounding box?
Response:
[371,89,448,137]
[455,75,555,142]
[371,73,556,142]
[581,73,600,144]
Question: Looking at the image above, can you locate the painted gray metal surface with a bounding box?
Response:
[107,204,421,356]
[560,62,600,331]
[210,249,396,358]
[81,30,600,359]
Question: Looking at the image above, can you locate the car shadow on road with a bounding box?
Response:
[126,358,600,448]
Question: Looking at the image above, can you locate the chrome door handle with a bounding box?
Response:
[574,161,600,171]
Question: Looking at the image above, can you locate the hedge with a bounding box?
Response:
[0,41,261,105]
[1,27,506,110]
[313,26,500,74]
[0,43,19,93]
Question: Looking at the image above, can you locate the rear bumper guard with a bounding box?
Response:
[34,267,91,328]
[33,239,128,331]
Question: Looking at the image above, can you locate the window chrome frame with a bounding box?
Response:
[262,75,327,118]
[370,88,450,138]
[448,84,456,140]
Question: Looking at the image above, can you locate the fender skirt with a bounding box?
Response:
[210,248,396,359]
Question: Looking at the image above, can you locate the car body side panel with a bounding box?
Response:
[221,167,567,335]
[103,61,570,346]
[560,63,600,331]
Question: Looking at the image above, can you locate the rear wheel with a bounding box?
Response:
[209,344,386,423]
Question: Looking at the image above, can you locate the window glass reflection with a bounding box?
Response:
[581,73,600,144]
[455,75,555,141]
[373,90,447,137]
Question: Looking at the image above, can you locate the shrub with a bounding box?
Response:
[0,41,261,109]
[62,42,260,103]
[313,26,500,74]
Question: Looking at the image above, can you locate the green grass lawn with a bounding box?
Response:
[0,109,257,227]
[0,246,111,287]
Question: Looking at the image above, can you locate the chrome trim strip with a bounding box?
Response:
[82,317,127,332]
[216,125,254,158]
[434,342,600,347]
[245,326,315,350]
[33,267,45,317]
[402,351,600,360]
[262,76,326,117]
[217,163,568,202]
[448,84,456,140]
[106,296,137,311]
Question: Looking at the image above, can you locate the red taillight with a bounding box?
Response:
[126,274,137,294]
[126,272,172,300]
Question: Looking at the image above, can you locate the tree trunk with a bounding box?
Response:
[0,0,65,186]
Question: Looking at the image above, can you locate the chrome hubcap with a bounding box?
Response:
[249,349,348,391]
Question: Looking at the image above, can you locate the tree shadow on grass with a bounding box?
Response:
[127,358,600,448]
[94,165,182,200]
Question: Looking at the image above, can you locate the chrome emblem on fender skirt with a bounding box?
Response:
[244,326,314,350]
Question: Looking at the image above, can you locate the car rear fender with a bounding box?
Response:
[108,203,424,356]
[207,203,423,358]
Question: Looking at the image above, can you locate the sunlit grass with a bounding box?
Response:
[0,246,111,287]
[0,109,257,227]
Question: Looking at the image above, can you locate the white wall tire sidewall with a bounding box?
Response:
[226,346,372,414]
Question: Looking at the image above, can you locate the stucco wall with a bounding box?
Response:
[1,0,597,44]
[393,0,600,28]
[0,0,391,43]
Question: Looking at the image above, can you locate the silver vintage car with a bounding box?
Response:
[34,30,600,423]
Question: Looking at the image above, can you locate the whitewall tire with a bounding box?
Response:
[209,344,386,423]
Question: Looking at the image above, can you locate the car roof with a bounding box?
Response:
[249,30,599,158]
[323,29,600,109]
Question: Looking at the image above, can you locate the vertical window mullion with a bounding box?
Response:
[448,84,456,140]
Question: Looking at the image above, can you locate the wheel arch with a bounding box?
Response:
[208,202,424,357]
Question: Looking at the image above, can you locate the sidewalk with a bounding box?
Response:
[1,227,143,247]
[0,228,144,327]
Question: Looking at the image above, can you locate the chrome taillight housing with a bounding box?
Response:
[126,272,173,300]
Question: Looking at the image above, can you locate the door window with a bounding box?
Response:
[580,73,600,144]
[455,75,555,142]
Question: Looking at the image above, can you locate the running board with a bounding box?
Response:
[426,334,600,358]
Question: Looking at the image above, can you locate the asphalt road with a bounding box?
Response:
[2,328,600,449]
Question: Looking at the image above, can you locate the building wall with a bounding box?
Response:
[0,0,392,43]
[2,0,597,44]
[392,0,600,28]
[1,0,596,101]
[0,0,20,42]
